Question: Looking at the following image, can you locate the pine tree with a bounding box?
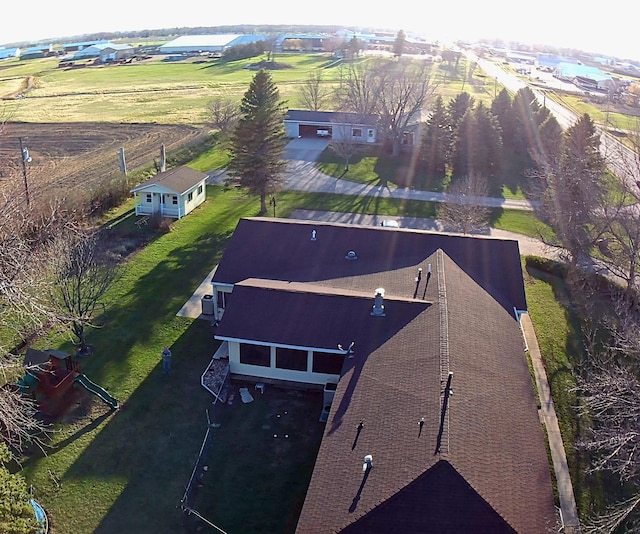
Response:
[227,69,287,214]
[393,29,406,57]
[421,95,449,179]
[542,113,606,263]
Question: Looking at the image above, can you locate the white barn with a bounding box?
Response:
[160,35,235,54]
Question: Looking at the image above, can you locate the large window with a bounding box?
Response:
[313,352,345,375]
[239,344,270,367]
[352,128,362,138]
[276,347,307,371]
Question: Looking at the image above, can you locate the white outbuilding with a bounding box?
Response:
[131,166,208,220]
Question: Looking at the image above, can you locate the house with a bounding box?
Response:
[210,218,556,532]
[284,110,378,143]
[130,166,207,219]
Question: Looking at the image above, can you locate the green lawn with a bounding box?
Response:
[523,259,608,520]
[22,187,261,533]
[1,54,344,123]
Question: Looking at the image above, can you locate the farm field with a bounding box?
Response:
[0,54,346,123]
[0,122,206,197]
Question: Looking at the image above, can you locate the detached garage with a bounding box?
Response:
[284,110,378,143]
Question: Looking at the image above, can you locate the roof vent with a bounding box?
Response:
[345,250,358,261]
[363,454,373,472]
[311,229,317,241]
[371,288,385,316]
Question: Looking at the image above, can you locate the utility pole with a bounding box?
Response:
[18,137,31,207]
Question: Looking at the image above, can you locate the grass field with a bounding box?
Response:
[1,54,347,123]
[0,53,498,124]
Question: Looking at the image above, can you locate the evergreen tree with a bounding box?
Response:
[451,109,473,179]
[490,88,515,155]
[541,113,606,263]
[227,69,287,214]
[511,87,546,170]
[535,114,564,171]
[421,95,449,179]
[0,444,39,534]
[451,102,502,181]
[393,29,406,57]
[446,92,474,163]
[472,102,503,182]
[447,92,475,128]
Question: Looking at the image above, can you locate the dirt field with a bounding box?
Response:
[0,122,207,200]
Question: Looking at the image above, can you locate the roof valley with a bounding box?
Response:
[436,249,451,458]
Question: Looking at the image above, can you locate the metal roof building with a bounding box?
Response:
[158,34,266,54]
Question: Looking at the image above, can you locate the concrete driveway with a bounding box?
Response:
[283,137,330,162]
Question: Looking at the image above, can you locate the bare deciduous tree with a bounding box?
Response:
[574,299,640,533]
[592,118,640,298]
[338,59,436,157]
[207,97,240,135]
[45,228,118,356]
[298,71,331,111]
[0,193,64,457]
[336,61,379,117]
[376,59,435,156]
[436,175,491,234]
[329,114,366,172]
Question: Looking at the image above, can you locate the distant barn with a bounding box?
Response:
[158,34,267,55]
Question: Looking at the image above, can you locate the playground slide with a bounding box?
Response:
[75,374,119,410]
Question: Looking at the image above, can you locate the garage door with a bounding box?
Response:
[299,124,332,138]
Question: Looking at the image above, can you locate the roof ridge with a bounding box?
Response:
[436,249,451,457]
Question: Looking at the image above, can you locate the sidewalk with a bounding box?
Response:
[521,313,581,533]
[206,144,539,212]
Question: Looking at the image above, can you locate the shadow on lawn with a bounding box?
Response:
[63,319,217,533]
[187,385,325,533]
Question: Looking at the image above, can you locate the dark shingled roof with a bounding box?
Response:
[212,218,527,314]
[284,109,379,126]
[212,218,555,533]
[129,165,206,195]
